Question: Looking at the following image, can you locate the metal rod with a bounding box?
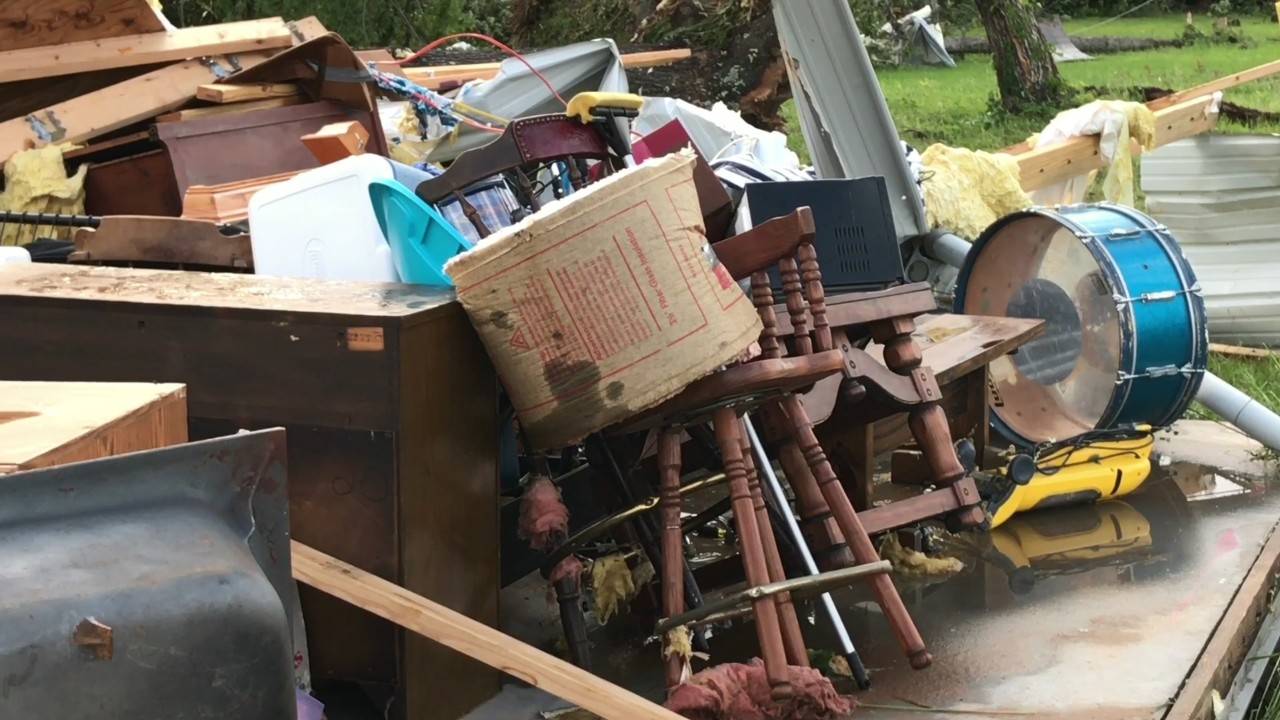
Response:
[742,414,873,690]
[654,559,890,634]
[0,211,100,229]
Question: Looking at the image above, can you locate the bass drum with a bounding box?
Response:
[955,203,1208,446]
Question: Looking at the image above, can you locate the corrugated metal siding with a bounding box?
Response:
[1142,134,1280,346]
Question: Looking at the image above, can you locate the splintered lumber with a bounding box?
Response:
[0,53,273,164]
[290,540,685,720]
[1148,58,1280,111]
[0,0,166,52]
[301,121,370,164]
[196,81,300,104]
[0,381,187,474]
[1016,94,1218,191]
[402,48,692,89]
[156,96,304,123]
[0,18,295,84]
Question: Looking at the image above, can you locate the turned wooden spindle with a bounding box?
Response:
[739,420,809,668]
[778,255,813,356]
[798,243,832,353]
[751,271,784,360]
[712,408,793,699]
[870,317,966,487]
[781,394,932,670]
[657,429,686,691]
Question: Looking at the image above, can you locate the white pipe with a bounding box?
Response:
[920,231,972,269]
[1196,371,1280,453]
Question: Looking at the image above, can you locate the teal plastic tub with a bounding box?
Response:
[368,178,473,286]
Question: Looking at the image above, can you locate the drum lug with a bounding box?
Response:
[1117,364,1204,383]
[1112,283,1202,306]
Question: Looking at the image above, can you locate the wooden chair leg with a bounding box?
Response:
[657,428,685,691]
[553,575,592,670]
[780,394,933,670]
[871,317,966,487]
[712,407,793,700]
[776,441,854,570]
[739,421,809,668]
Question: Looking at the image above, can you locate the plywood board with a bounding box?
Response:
[0,18,294,84]
[0,0,166,52]
[0,381,187,474]
[196,81,300,104]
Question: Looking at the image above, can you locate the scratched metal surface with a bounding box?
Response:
[0,430,300,719]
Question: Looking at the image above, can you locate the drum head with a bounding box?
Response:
[958,213,1123,444]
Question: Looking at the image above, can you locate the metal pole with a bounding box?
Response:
[742,414,872,689]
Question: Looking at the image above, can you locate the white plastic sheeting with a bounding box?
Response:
[1141,134,1280,346]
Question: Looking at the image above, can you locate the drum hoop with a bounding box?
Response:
[1095,202,1209,425]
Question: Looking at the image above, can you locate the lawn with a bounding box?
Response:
[781,13,1280,154]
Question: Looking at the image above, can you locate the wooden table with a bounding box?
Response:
[823,312,1045,507]
[0,381,187,473]
[0,264,500,720]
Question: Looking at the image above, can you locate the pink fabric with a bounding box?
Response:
[518,475,569,551]
[548,555,585,586]
[665,659,853,720]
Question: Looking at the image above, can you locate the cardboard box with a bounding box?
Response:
[446,152,762,450]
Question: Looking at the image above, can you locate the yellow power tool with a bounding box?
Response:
[979,426,1156,529]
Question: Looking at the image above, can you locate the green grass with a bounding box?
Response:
[1190,354,1280,420]
[782,14,1280,152]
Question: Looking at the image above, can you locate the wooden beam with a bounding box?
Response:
[0,18,294,84]
[1164,522,1280,720]
[1016,95,1218,191]
[0,52,275,164]
[0,0,166,52]
[1210,342,1279,359]
[196,82,300,104]
[291,540,685,720]
[155,96,304,123]
[402,48,692,89]
[1148,58,1280,111]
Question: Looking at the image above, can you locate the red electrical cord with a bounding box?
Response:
[394,32,569,107]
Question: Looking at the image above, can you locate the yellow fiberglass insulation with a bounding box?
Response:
[590,553,638,623]
[0,144,86,246]
[920,144,1032,240]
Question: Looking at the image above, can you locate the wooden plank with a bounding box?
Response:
[155,95,304,123]
[0,18,294,84]
[0,381,187,474]
[1165,521,1280,720]
[1016,95,1218,191]
[1210,342,1279,359]
[0,0,166,52]
[868,313,1045,386]
[1148,58,1280,111]
[402,48,692,89]
[0,52,272,164]
[182,169,301,223]
[196,81,300,104]
[290,540,685,720]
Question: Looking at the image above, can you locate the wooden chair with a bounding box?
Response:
[612,208,932,697]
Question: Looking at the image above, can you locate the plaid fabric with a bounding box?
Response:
[416,165,521,245]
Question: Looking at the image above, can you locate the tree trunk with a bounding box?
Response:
[974,0,1066,113]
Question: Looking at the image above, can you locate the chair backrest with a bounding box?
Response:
[711,207,831,359]
[415,114,616,238]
